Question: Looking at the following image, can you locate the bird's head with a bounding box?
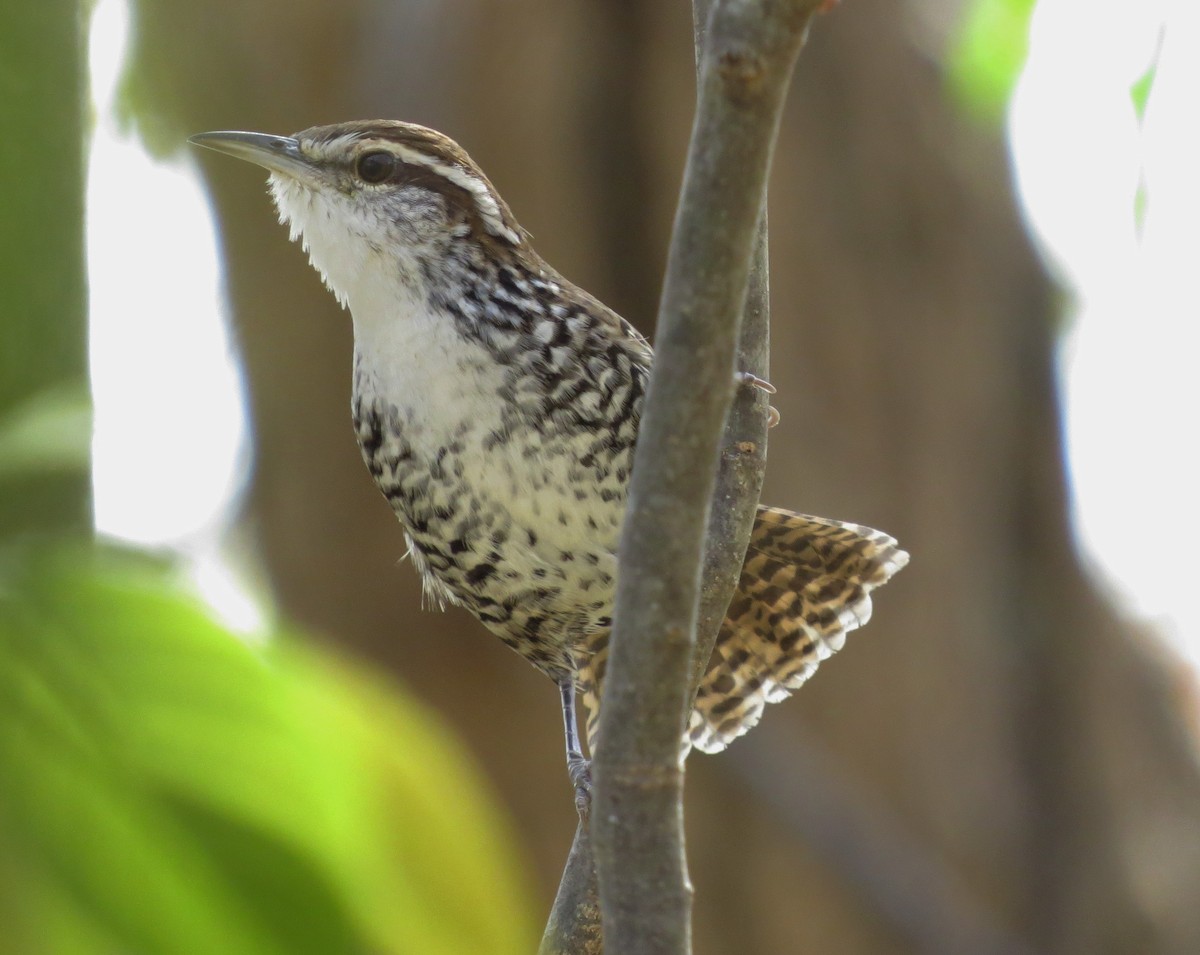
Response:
[190,121,525,308]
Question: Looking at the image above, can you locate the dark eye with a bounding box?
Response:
[356,150,396,184]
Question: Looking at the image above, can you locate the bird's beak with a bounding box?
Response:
[188,130,315,181]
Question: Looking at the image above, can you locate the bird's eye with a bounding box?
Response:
[356,150,396,184]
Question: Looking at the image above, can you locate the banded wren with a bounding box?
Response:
[191,121,908,797]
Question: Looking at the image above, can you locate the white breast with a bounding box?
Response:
[350,273,508,452]
[271,171,507,446]
[270,170,621,600]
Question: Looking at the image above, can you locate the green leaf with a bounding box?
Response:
[1130,65,1156,119]
[1130,29,1163,123]
[947,0,1038,124]
[0,543,537,955]
[0,384,92,480]
[1134,175,1149,234]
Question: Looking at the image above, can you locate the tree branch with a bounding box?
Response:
[539,821,603,955]
[692,219,769,694]
[591,3,826,953]
[539,3,769,949]
[688,0,773,697]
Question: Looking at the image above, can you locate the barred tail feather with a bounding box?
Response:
[687,506,908,754]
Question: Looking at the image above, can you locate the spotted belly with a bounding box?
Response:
[353,396,624,679]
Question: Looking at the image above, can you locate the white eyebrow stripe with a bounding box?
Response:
[392,143,520,245]
[304,133,366,160]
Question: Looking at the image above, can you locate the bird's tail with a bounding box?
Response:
[686,505,908,754]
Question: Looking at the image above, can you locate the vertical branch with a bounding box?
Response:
[692,219,770,693]
[542,1,758,946]
[539,822,604,955]
[591,3,826,954]
[690,0,773,704]
[540,3,820,951]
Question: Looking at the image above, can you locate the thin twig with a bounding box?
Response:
[539,821,604,955]
[689,0,772,695]
[591,3,827,953]
[693,218,770,694]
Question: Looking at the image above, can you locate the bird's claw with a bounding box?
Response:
[568,753,592,819]
[737,371,780,428]
[736,370,776,394]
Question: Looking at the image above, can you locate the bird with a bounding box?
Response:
[190,120,908,799]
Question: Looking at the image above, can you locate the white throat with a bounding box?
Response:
[269,173,505,447]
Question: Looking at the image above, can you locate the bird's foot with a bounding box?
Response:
[735,370,776,394]
[568,753,592,819]
[735,371,780,428]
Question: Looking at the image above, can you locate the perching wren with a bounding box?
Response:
[190,121,908,799]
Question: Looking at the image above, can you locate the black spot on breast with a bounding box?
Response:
[466,562,496,585]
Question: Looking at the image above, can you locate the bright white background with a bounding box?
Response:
[1010,0,1199,664]
[87,0,1199,665]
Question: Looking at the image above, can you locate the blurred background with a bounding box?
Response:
[3,0,1199,953]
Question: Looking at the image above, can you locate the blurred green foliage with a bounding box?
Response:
[0,3,537,953]
[0,2,91,538]
[0,545,537,955]
[0,386,93,482]
[948,0,1037,124]
[1130,63,1155,120]
[1130,48,1159,231]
